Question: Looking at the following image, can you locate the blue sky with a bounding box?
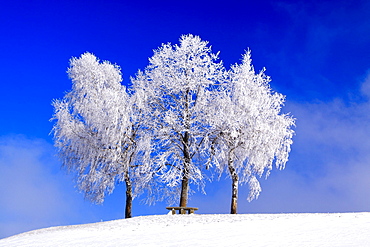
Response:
[1,0,370,239]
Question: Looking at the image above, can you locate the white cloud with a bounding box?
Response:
[0,135,81,238]
[244,71,370,213]
[360,70,370,98]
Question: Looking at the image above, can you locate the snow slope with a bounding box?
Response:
[1,213,369,246]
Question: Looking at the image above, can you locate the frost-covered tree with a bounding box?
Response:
[132,34,224,207]
[209,50,295,214]
[51,53,154,218]
[52,35,295,216]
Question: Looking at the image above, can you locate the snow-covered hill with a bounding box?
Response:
[1,213,369,246]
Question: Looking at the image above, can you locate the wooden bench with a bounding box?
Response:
[166,207,199,215]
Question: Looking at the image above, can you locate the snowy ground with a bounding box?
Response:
[1,212,369,246]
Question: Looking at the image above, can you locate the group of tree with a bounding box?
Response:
[52,34,295,218]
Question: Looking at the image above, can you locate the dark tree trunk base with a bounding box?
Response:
[180,130,191,208]
[228,154,239,214]
[179,176,189,207]
[230,178,238,214]
[125,173,133,219]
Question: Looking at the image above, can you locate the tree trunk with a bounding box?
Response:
[179,176,189,207]
[228,153,239,214]
[124,172,133,218]
[180,131,191,207]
